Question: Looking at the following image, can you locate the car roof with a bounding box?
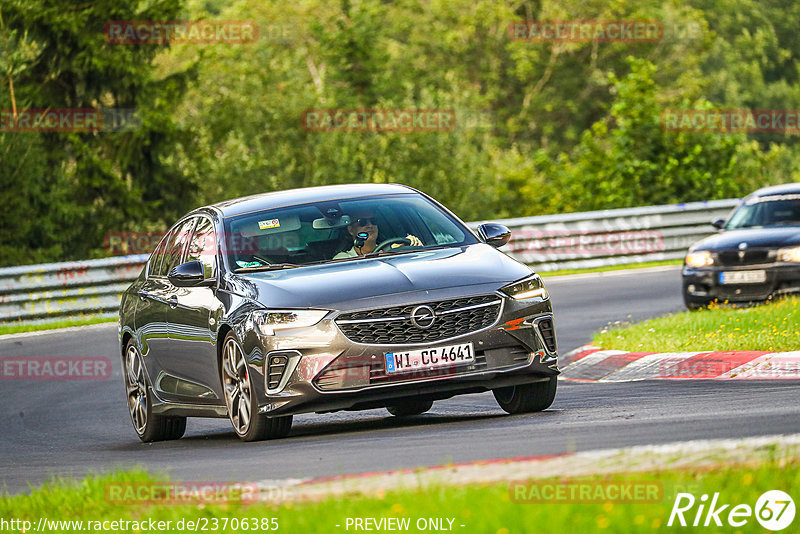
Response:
[750,182,800,198]
[204,183,418,218]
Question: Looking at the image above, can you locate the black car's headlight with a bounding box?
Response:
[685,250,714,268]
[777,246,800,263]
[501,274,549,301]
[253,309,329,336]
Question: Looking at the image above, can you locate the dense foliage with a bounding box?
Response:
[2,0,800,264]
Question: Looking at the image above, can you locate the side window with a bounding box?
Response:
[186,217,217,278]
[161,218,197,276]
[148,233,170,278]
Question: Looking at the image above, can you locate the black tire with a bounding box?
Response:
[124,339,187,442]
[386,399,433,416]
[221,332,292,442]
[493,377,557,414]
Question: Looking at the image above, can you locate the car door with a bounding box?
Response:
[163,216,223,403]
[133,230,174,380]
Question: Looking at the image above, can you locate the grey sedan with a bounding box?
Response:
[119,184,559,441]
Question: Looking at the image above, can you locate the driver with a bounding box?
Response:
[333,210,422,259]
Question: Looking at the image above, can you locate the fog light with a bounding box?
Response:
[688,284,696,293]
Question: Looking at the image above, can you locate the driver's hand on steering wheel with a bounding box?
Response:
[391,234,423,249]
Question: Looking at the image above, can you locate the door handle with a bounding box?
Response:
[167,295,178,309]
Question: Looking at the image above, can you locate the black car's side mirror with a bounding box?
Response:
[169,261,213,287]
[478,223,511,248]
[711,218,726,230]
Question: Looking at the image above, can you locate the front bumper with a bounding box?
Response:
[239,292,559,417]
[682,263,800,304]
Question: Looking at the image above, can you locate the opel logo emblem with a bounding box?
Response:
[410,305,436,329]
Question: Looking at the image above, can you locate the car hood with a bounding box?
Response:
[227,244,531,310]
[692,227,800,251]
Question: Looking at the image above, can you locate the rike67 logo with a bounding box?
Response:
[668,490,795,531]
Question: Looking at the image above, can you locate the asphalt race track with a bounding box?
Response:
[2,266,799,493]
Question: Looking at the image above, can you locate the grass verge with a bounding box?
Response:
[1,458,797,533]
[593,297,799,352]
[542,259,681,277]
[0,316,116,336]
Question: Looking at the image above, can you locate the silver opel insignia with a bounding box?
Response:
[119,184,559,441]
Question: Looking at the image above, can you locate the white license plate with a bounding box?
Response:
[384,343,474,374]
[719,270,767,284]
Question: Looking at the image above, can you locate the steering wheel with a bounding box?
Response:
[372,237,412,253]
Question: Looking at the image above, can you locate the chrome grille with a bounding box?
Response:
[336,295,502,344]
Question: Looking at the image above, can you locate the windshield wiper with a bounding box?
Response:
[234,263,300,273]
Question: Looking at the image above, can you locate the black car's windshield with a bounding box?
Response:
[726,194,800,229]
[223,193,478,270]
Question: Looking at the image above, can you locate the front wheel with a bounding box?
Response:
[221,333,292,442]
[124,340,186,442]
[493,377,557,414]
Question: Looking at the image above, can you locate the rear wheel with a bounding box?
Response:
[221,333,292,441]
[493,377,557,414]
[386,399,433,417]
[124,340,186,442]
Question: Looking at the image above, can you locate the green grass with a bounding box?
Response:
[593,297,800,352]
[0,316,116,336]
[1,459,798,533]
[542,259,682,277]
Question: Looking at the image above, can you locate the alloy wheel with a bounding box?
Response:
[222,337,252,435]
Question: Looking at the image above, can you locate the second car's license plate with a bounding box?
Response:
[385,343,474,374]
[719,270,767,284]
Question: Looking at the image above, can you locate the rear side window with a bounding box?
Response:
[160,218,197,276]
[186,217,217,278]
[148,234,170,278]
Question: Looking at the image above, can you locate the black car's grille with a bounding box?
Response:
[716,249,773,266]
[335,295,502,344]
[536,318,557,353]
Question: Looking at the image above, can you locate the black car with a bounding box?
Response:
[682,183,800,308]
[119,184,559,442]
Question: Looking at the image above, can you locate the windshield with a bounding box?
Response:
[222,193,478,270]
[725,194,800,229]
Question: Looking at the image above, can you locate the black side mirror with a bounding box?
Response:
[478,223,511,248]
[711,218,726,230]
[168,260,211,287]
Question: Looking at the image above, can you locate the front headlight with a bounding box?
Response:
[501,274,549,301]
[685,250,714,268]
[252,309,329,336]
[777,246,800,263]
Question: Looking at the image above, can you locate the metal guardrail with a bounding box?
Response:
[0,199,739,326]
[0,255,149,326]
[473,198,740,272]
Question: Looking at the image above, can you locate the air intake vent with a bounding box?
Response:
[266,352,291,390]
[536,318,557,353]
